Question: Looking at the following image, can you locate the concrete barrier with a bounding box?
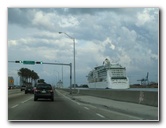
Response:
[59,89,158,107]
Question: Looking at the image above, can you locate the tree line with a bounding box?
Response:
[18,68,39,85]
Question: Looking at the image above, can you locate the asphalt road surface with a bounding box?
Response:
[8,89,144,121]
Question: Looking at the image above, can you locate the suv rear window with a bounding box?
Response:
[26,86,33,89]
[36,84,52,89]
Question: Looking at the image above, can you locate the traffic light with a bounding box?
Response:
[15,61,22,63]
[36,61,43,64]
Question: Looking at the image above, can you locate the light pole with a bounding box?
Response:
[59,32,76,89]
[54,70,59,81]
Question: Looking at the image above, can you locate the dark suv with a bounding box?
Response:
[34,84,54,101]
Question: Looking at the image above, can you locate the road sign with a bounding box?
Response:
[10,79,14,84]
[23,61,35,65]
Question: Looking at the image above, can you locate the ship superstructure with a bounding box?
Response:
[87,59,129,89]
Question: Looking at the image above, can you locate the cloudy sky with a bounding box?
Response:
[8,8,159,86]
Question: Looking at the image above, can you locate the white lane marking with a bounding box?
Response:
[56,90,81,105]
[96,113,105,118]
[84,107,89,110]
[63,94,81,105]
[76,102,81,105]
[21,97,33,103]
[11,104,18,108]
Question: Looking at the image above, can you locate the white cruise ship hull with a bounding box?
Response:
[88,81,129,89]
[88,81,108,89]
[88,70,129,89]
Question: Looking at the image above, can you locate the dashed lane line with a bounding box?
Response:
[11,104,18,108]
[10,97,33,108]
[21,97,33,103]
[84,107,89,110]
[56,90,81,105]
[96,113,105,118]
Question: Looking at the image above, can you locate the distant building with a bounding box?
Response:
[8,76,14,86]
[56,80,63,88]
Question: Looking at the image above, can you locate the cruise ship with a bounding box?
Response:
[87,58,129,89]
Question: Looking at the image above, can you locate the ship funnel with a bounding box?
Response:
[104,58,110,66]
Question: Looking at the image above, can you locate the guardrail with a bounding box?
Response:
[59,88,158,107]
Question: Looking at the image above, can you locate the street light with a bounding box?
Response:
[54,70,59,81]
[59,32,76,89]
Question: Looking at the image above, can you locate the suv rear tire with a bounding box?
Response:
[34,97,37,101]
[51,97,54,101]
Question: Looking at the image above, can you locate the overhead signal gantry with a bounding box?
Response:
[8,60,73,94]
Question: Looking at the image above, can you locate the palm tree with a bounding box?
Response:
[18,68,39,86]
[31,71,39,85]
[18,68,27,84]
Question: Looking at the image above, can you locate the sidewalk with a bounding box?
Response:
[57,89,159,120]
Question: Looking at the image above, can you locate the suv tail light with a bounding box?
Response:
[49,90,53,92]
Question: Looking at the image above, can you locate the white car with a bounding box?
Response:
[20,85,26,91]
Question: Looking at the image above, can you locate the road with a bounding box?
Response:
[8,89,148,121]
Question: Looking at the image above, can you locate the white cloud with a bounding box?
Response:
[136,12,151,26]
[8,40,17,46]
[136,8,157,26]
[103,37,115,50]
[32,11,54,29]
[148,49,158,60]
[59,15,80,28]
